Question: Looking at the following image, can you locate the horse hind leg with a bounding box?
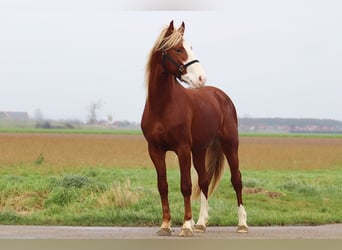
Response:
[221,139,248,233]
[231,167,248,233]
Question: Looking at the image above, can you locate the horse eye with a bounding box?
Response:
[175,48,182,54]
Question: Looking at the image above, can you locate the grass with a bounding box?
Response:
[240,169,342,226]
[0,133,341,226]
[0,167,341,226]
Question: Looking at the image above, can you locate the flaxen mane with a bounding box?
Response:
[145,25,184,87]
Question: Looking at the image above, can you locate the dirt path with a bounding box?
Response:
[0,224,341,239]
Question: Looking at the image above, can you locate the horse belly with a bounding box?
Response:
[191,117,220,149]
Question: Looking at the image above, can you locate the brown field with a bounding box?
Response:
[0,133,341,171]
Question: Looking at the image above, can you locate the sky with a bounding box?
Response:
[1,0,341,122]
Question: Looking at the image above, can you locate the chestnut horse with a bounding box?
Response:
[141,21,248,237]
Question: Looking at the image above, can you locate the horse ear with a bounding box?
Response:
[165,20,174,37]
[178,21,185,35]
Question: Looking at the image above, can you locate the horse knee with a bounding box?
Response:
[181,182,192,197]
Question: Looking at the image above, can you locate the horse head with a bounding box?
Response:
[160,21,206,88]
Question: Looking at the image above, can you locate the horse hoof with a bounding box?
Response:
[157,228,172,236]
[179,228,193,237]
[237,225,248,233]
[194,224,206,233]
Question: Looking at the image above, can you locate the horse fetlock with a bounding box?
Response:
[179,219,194,237]
[160,220,171,229]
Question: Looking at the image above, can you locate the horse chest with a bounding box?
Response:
[143,118,189,149]
[151,121,166,138]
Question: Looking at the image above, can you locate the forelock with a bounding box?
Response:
[155,26,183,51]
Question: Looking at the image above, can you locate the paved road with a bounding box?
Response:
[0,224,341,239]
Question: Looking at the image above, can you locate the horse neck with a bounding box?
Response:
[147,64,176,114]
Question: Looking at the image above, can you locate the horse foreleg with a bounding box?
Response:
[192,150,209,233]
[148,145,172,236]
[194,191,209,233]
[177,147,194,237]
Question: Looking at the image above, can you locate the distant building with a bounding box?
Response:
[0,111,29,121]
[238,117,342,134]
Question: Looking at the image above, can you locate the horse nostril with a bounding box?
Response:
[199,75,206,85]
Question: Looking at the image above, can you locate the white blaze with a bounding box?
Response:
[181,40,206,88]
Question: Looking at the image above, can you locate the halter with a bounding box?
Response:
[162,51,200,80]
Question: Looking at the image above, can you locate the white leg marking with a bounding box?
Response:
[179,219,194,237]
[182,219,194,230]
[160,220,171,230]
[196,192,209,226]
[237,205,248,233]
[194,192,209,233]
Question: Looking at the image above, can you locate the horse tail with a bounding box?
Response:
[192,138,225,200]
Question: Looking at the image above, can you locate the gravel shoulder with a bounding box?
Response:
[0,224,341,239]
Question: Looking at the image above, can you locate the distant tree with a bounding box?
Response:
[34,109,43,121]
[35,121,51,129]
[86,100,103,124]
[107,114,113,123]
